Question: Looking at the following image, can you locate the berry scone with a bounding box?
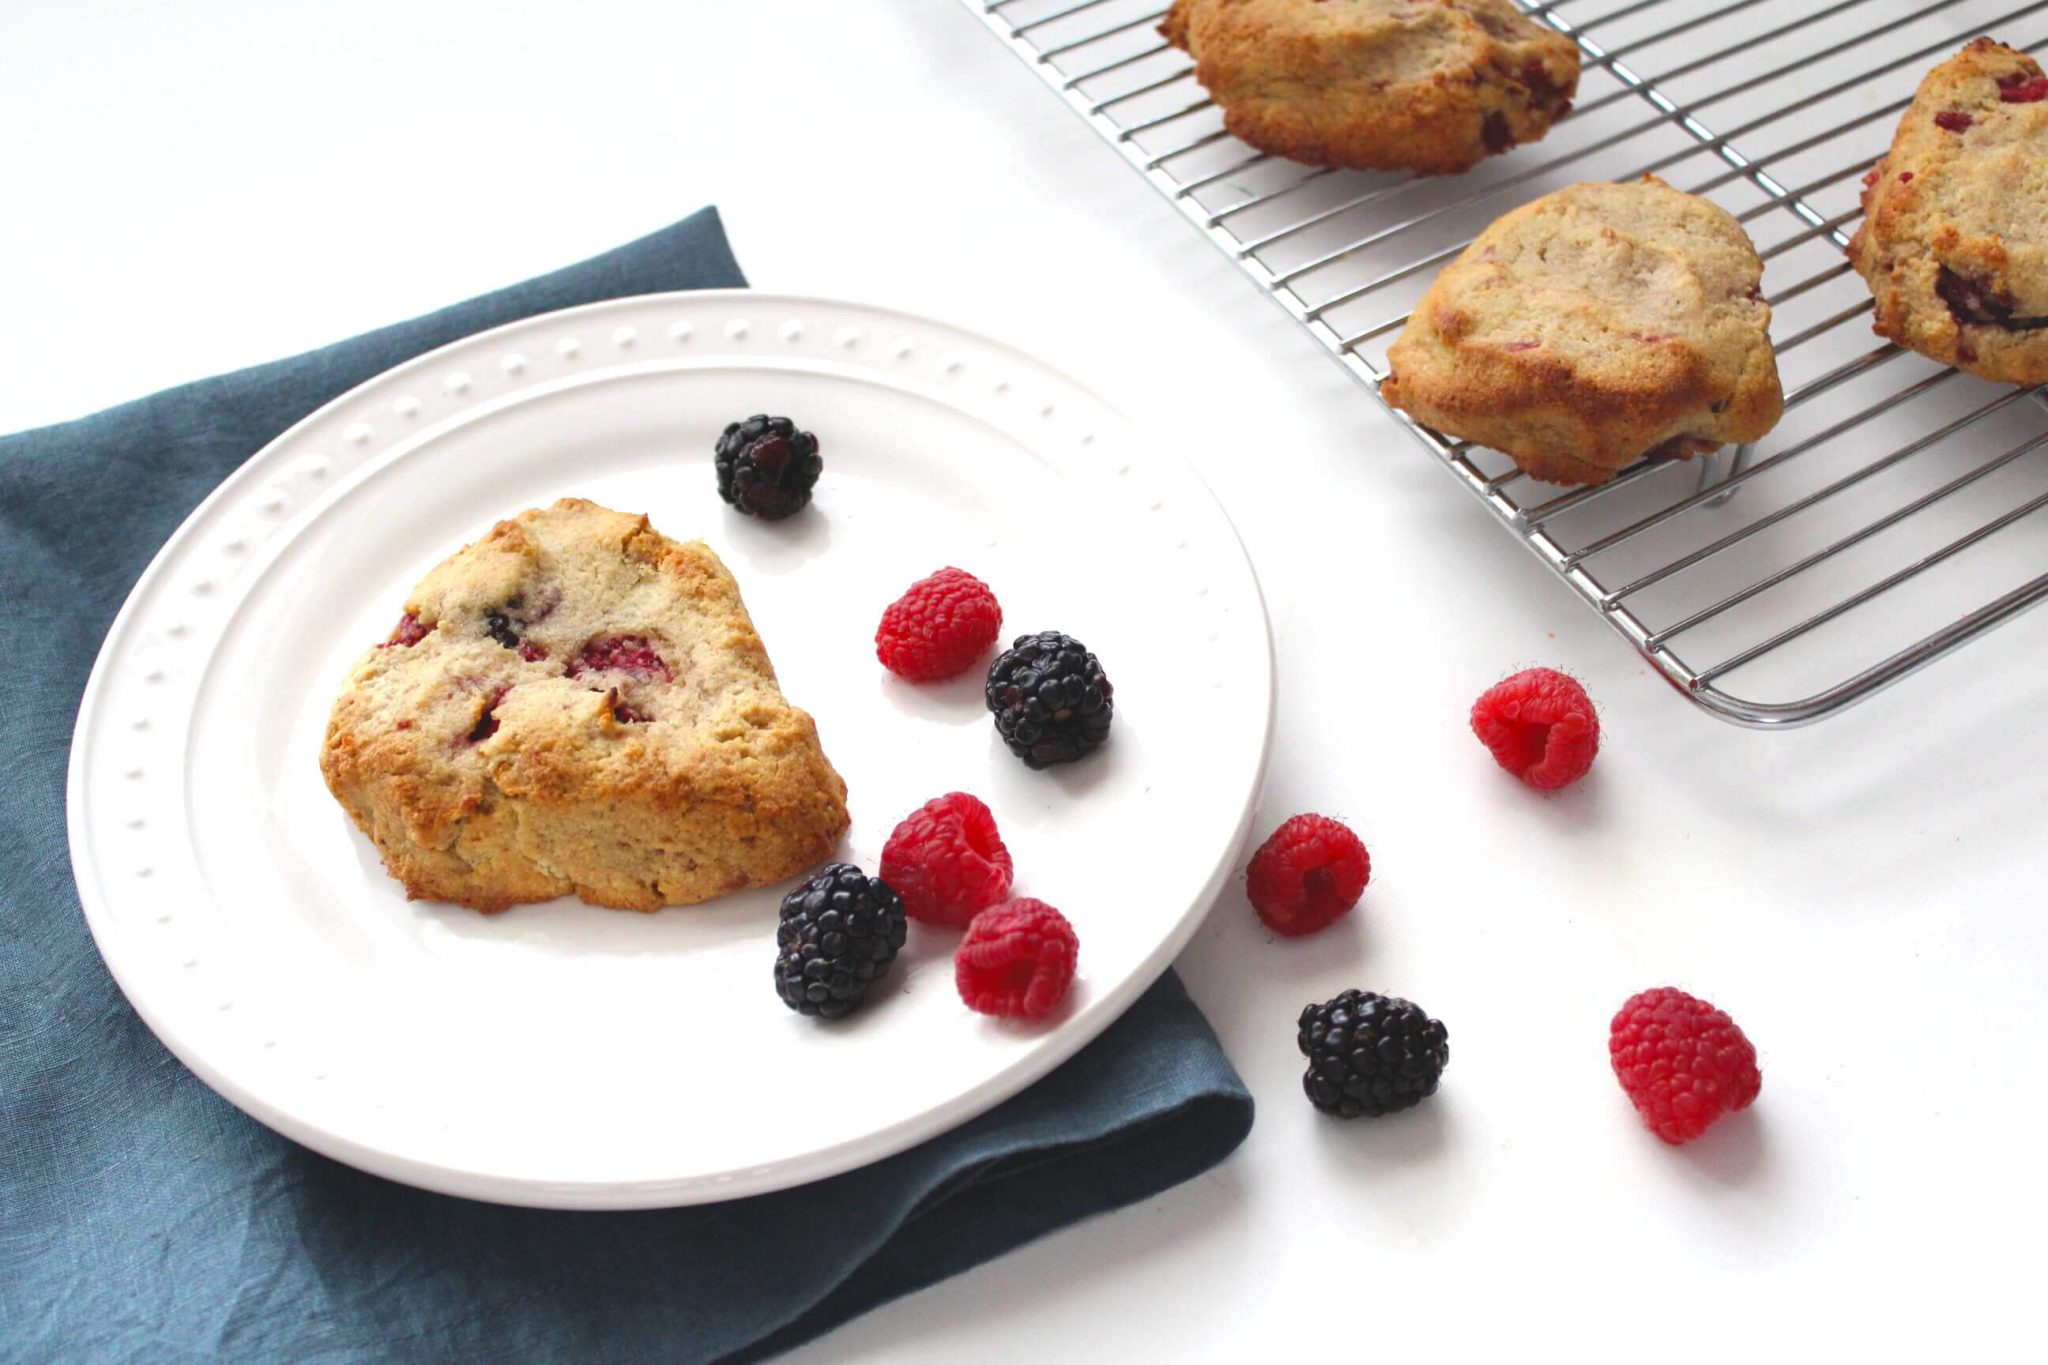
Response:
[1847,38,2048,385]
[320,498,849,913]
[1159,0,1580,174]
[1381,176,1784,485]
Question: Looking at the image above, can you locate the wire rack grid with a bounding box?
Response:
[961,0,2048,727]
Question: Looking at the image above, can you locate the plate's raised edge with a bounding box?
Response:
[65,289,1276,1208]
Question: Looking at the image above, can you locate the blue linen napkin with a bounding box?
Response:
[0,207,1253,1363]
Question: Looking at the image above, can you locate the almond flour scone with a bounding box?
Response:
[1381,176,1784,485]
[1847,38,2048,385]
[1159,0,1580,175]
[320,498,849,913]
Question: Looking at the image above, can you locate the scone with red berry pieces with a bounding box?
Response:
[320,498,849,912]
[1382,176,1783,486]
[1159,0,1580,174]
[1848,38,2048,385]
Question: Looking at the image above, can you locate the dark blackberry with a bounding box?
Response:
[1936,266,2048,331]
[984,630,1113,769]
[715,414,823,520]
[773,863,907,1019]
[485,610,521,651]
[1297,990,1449,1119]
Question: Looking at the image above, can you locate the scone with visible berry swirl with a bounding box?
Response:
[1848,38,2048,385]
[320,498,849,913]
[1382,176,1783,486]
[1159,0,1580,175]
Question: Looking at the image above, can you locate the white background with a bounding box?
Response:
[7,1,2044,1359]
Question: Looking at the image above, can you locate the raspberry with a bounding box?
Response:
[880,792,1014,926]
[1609,987,1761,1144]
[876,568,1003,682]
[1469,667,1599,790]
[383,611,430,647]
[1999,75,2048,103]
[568,635,672,682]
[1935,110,1974,132]
[1245,814,1369,938]
[955,898,1078,1020]
[1298,990,1449,1119]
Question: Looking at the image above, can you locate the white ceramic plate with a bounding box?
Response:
[67,291,1272,1209]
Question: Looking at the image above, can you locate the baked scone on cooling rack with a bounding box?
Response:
[1848,38,2048,386]
[1381,176,1784,486]
[1158,0,1580,175]
[320,498,849,913]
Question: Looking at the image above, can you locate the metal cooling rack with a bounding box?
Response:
[962,0,2048,726]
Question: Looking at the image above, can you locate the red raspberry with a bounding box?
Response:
[1469,667,1599,790]
[1609,987,1761,1145]
[382,611,430,647]
[568,635,672,682]
[1245,814,1370,938]
[879,792,1014,926]
[1935,110,1974,131]
[875,567,1002,682]
[2000,74,2048,103]
[955,898,1078,1020]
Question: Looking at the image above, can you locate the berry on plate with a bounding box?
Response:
[876,567,1004,682]
[1609,986,1760,1144]
[955,898,1078,1020]
[1298,990,1449,1119]
[773,863,908,1019]
[715,414,823,520]
[1470,666,1599,790]
[1245,814,1370,937]
[880,792,1014,927]
[985,631,1113,769]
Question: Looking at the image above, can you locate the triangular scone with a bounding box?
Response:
[321,498,849,912]
[1383,176,1783,486]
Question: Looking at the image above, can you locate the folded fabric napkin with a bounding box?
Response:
[0,208,1252,1363]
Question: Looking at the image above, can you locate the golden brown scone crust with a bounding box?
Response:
[1159,0,1580,174]
[1381,176,1783,485]
[1847,38,2048,385]
[320,498,849,913]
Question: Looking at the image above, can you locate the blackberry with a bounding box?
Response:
[1297,990,1449,1119]
[985,631,1113,769]
[773,863,907,1019]
[715,414,823,520]
[485,610,521,651]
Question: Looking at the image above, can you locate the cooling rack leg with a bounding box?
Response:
[1696,441,1752,508]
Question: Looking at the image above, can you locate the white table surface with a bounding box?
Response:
[9,1,2044,1358]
